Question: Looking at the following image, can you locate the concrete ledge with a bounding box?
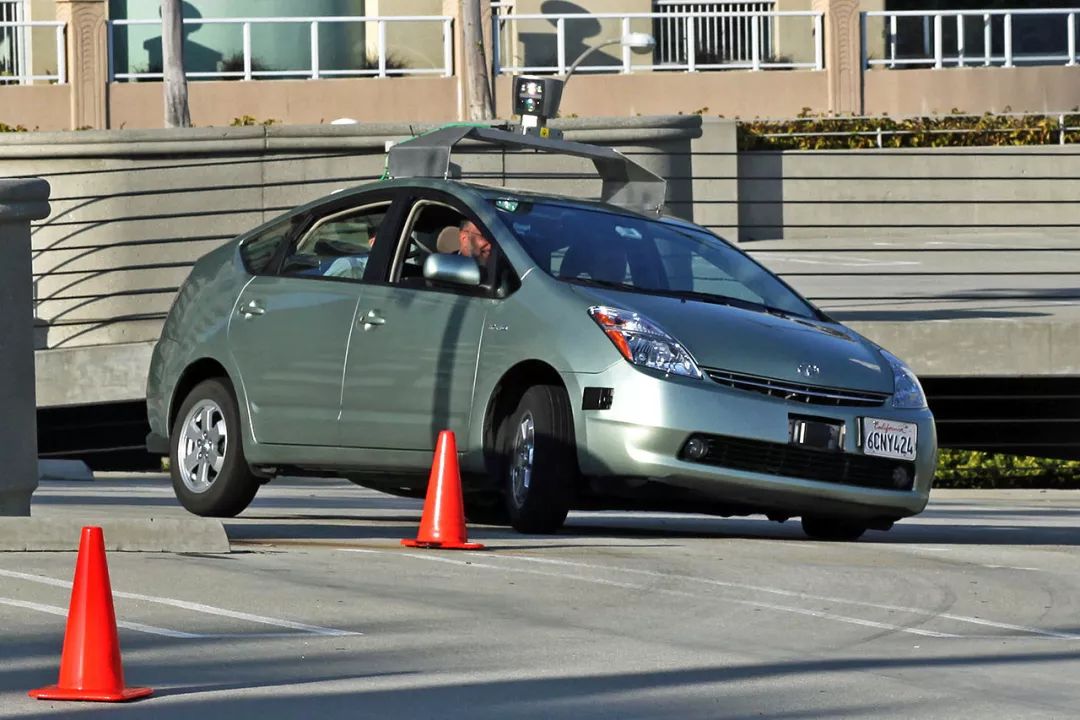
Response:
[0,517,230,553]
[38,460,94,482]
[35,340,155,407]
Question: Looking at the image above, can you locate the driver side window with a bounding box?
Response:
[282,202,389,281]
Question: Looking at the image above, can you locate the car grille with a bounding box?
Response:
[682,433,916,492]
[702,367,889,408]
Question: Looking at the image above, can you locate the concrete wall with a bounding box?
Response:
[495,70,829,120]
[0,85,70,129]
[107,77,459,128]
[737,145,1080,241]
[864,66,1080,117]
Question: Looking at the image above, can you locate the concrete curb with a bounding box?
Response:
[38,459,94,482]
[0,517,230,553]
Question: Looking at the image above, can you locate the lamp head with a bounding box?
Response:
[622,32,656,54]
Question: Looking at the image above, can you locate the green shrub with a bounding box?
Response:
[738,108,1080,151]
[935,449,1080,489]
[0,122,27,132]
[230,115,278,126]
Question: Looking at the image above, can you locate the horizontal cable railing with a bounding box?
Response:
[492,9,823,74]
[107,15,454,81]
[863,8,1080,70]
[0,21,66,84]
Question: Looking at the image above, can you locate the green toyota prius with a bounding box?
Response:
[146,126,936,541]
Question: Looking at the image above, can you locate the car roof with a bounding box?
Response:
[255,176,698,242]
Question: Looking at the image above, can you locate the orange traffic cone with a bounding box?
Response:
[402,430,485,550]
[29,526,153,703]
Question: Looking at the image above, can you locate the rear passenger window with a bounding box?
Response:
[240,220,292,275]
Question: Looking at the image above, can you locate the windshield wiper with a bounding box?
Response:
[662,289,761,311]
[562,277,640,293]
[564,278,814,319]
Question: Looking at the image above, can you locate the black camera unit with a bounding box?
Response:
[511,75,565,139]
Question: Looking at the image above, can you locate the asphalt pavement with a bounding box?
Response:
[1,475,1078,719]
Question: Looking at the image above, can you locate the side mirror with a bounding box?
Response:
[423,253,481,287]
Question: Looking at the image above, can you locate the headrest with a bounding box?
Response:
[436,225,460,254]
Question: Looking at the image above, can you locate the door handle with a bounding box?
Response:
[360,309,386,329]
[238,300,266,318]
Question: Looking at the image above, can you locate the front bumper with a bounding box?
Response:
[563,363,937,521]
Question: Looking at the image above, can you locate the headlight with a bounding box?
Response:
[588,306,702,379]
[880,349,926,409]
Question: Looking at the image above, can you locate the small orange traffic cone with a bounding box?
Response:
[29,526,153,703]
[402,430,485,550]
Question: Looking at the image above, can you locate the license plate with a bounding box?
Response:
[861,418,918,461]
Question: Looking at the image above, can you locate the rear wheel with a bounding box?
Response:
[801,515,868,542]
[499,384,577,534]
[170,378,260,517]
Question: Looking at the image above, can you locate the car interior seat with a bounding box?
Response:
[436,226,460,254]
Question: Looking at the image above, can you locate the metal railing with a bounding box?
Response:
[655,1,776,66]
[493,9,822,74]
[0,0,24,79]
[0,20,66,84]
[107,15,454,81]
[863,8,1080,70]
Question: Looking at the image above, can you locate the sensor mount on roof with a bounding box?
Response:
[386,125,666,216]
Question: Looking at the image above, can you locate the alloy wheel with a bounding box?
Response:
[177,400,228,494]
[509,411,536,508]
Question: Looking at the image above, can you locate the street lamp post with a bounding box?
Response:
[563,32,656,86]
[510,33,655,137]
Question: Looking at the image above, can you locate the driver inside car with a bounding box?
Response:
[457,219,492,264]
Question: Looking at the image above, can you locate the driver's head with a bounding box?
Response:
[458,219,492,264]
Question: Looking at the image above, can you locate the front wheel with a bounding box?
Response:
[801,516,868,542]
[170,377,259,517]
[499,384,577,534]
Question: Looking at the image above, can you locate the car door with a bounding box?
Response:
[338,193,496,451]
[228,192,402,447]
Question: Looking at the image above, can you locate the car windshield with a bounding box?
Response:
[491,199,818,319]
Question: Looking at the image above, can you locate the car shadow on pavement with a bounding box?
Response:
[6,638,1080,719]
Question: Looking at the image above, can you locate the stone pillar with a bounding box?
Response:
[55,0,108,130]
[812,0,862,115]
[0,179,51,516]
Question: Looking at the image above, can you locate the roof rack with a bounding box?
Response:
[386,125,667,215]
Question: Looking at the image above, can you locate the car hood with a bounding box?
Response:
[572,286,893,393]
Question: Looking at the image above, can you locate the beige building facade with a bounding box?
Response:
[4,0,1080,131]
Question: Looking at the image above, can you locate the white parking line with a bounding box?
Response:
[0,568,360,637]
[483,554,1080,641]
[0,597,204,638]
[356,550,955,639]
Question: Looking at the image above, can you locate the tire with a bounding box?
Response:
[498,384,577,534]
[801,515,868,542]
[170,377,260,517]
